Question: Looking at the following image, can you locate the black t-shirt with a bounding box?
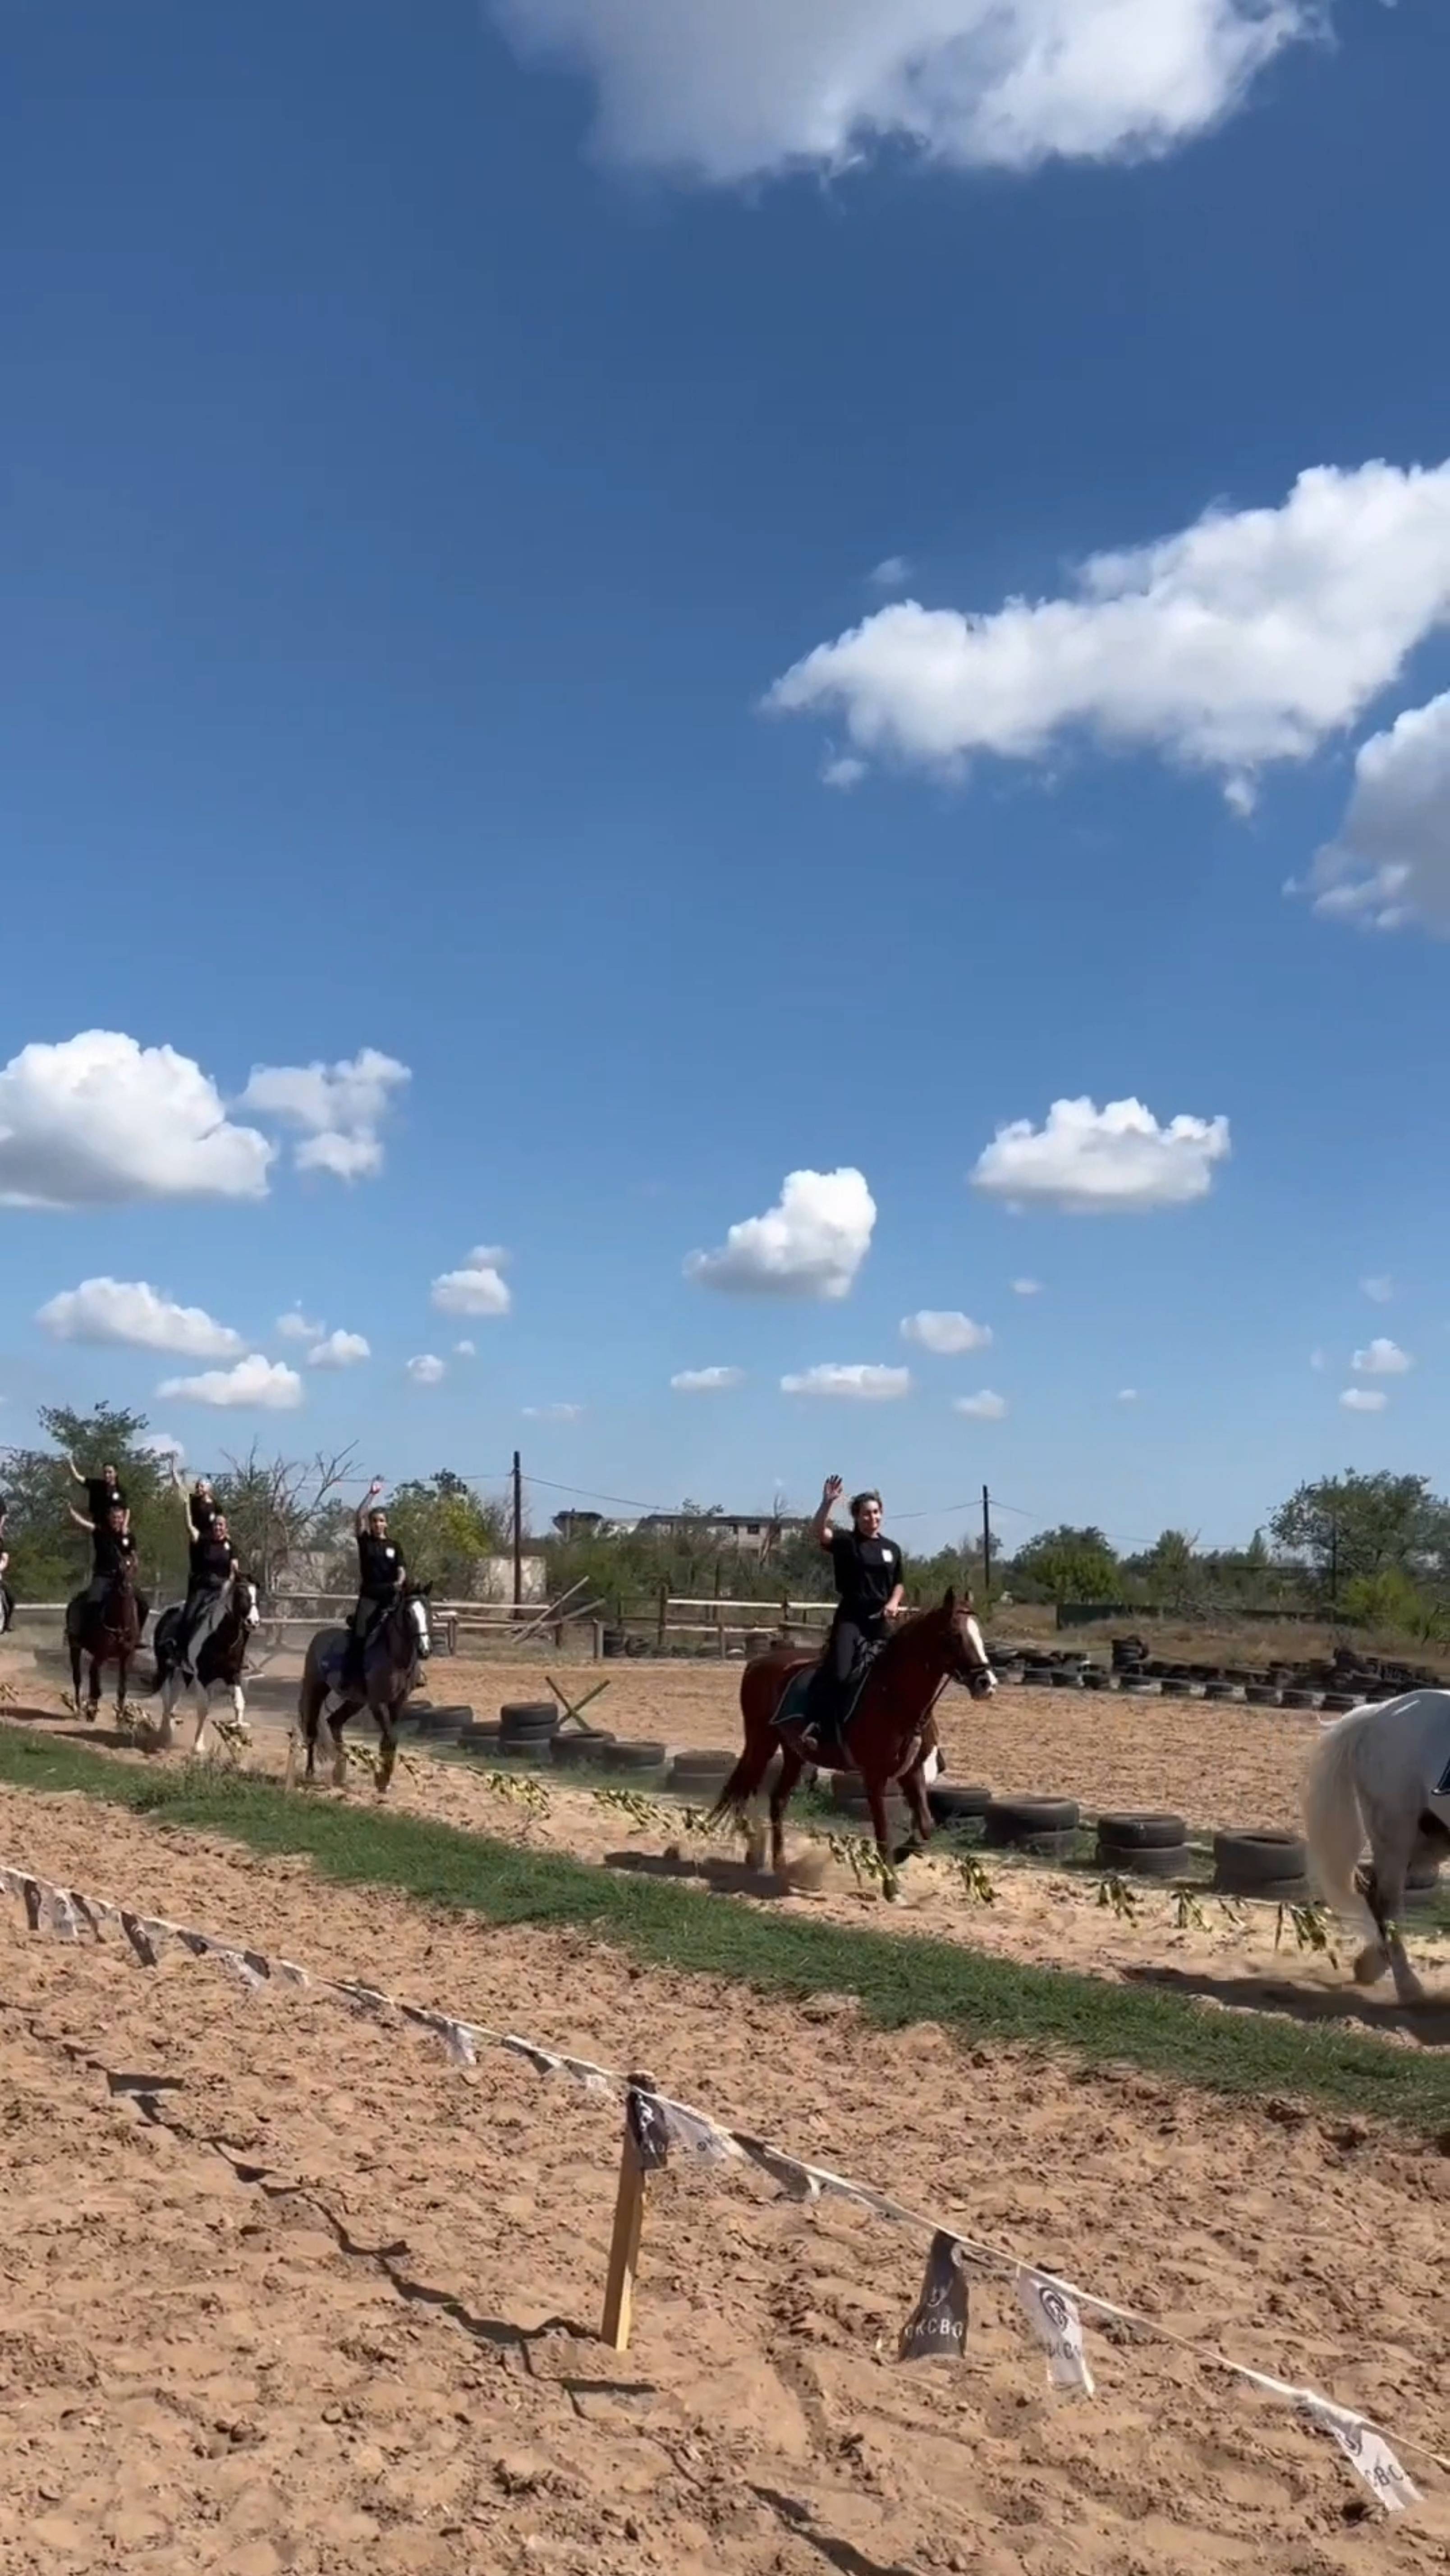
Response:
[93,1526,138,1579]
[188,1497,219,1578]
[829,1528,903,1625]
[87,1476,126,1525]
[193,1535,235,1588]
[358,1532,404,1597]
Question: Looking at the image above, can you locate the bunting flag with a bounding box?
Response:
[0,1848,1434,2518]
[899,2232,971,2364]
[1016,2269,1096,2396]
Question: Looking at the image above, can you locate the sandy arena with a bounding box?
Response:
[2,1646,1449,2573]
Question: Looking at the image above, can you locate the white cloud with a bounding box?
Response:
[821,753,868,791]
[901,1309,993,1355]
[1352,1337,1413,1377]
[1340,1386,1388,1414]
[141,1433,186,1463]
[972,1095,1230,1212]
[430,1246,513,1318]
[687,1167,876,1300]
[769,462,1450,792]
[491,0,1314,183]
[276,1308,324,1343]
[158,1355,303,1411]
[0,1031,272,1209]
[671,1366,746,1392]
[37,1277,245,1361]
[1302,691,1450,934]
[406,1354,447,1387]
[953,1389,1008,1419]
[1362,1274,1395,1303]
[1116,1387,1140,1404]
[869,556,913,590]
[239,1047,409,1183]
[1011,1277,1043,1297]
[780,1364,912,1401]
[307,1329,371,1371]
[1309,1348,1327,1371]
[454,1338,477,1358]
[523,1402,584,1421]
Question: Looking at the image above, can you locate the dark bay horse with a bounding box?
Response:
[298,1585,432,1792]
[149,1570,260,1757]
[66,1569,147,1723]
[711,1591,996,1874]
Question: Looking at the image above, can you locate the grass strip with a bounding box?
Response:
[2,1723,1448,2138]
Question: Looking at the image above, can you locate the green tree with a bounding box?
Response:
[1131,1528,1206,1614]
[382,1471,510,1598]
[0,1403,185,1600]
[1008,1524,1120,1606]
[1269,1471,1450,1601]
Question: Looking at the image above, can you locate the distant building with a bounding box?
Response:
[633,1513,807,1560]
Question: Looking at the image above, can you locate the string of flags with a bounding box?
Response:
[0,1854,1431,2519]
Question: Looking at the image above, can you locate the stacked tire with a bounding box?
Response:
[605,1737,670,1788]
[926,1782,993,1830]
[1405,1852,1443,1911]
[498,1701,558,1760]
[460,1718,502,1756]
[668,1748,738,1803]
[550,1730,618,1770]
[1211,1829,1309,1903]
[1095,1811,1191,1879]
[415,1703,473,1742]
[982,1796,1080,1861]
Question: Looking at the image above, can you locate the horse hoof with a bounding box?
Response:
[1353,1943,1388,1986]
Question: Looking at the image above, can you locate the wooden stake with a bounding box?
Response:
[600,2074,656,2352]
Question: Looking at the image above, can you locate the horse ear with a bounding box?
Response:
[942,1586,956,1612]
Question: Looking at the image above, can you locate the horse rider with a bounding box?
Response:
[804,1475,907,1755]
[170,1465,239,1676]
[68,1494,148,1626]
[67,1452,129,1531]
[343,1478,407,1688]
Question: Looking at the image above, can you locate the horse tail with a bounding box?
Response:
[708,1657,784,1821]
[1303,1707,1377,1930]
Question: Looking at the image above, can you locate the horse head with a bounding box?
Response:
[939,1588,998,1700]
[236,1572,261,1632]
[404,1581,433,1663]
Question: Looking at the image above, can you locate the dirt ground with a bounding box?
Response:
[2,1781,1449,2576]
[7,1643,1448,2032]
[440,1655,1317,1834]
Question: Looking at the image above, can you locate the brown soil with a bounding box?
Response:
[1,1783,1448,2576]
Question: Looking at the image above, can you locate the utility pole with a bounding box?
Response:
[512,1451,523,1609]
[1328,1517,1339,1615]
[981,1484,993,1613]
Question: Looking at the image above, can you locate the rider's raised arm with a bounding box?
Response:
[810,1474,843,1554]
[356,1475,385,1538]
[66,1454,86,1487]
[68,1504,94,1532]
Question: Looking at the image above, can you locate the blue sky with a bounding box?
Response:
[3,0,1449,1552]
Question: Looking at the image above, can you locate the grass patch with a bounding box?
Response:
[2,1722,1449,2137]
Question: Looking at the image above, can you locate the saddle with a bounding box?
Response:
[775,1638,884,1751]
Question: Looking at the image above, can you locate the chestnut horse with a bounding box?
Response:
[711,1590,996,1873]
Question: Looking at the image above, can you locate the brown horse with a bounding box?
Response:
[65,1569,147,1723]
[298,1584,432,1792]
[711,1590,996,1874]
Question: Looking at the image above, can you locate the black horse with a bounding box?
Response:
[149,1569,260,1756]
[298,1585,432,1792]
[66,1568,147,1722]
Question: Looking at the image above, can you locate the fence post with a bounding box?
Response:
[656,1583,668,1652]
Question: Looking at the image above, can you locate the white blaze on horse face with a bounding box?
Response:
[963,1613,996,1688]
[408,1596,431,1657]
[243,1582,260,1631]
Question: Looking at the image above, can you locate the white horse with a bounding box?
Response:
[151,1575,260,1760]
[1302,1689,1450,2005]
